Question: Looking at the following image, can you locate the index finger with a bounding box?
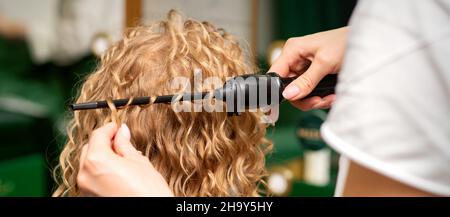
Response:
[268,38,312,77]
[268,54,291,77]
[87,122,118,156]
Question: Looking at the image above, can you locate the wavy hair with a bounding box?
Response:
[53,10,272,196]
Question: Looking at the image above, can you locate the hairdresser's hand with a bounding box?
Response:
[269,27,348,111]
[77,122,174,197]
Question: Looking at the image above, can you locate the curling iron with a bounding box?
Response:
[70,72,337,114]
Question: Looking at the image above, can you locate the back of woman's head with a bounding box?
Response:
[54,10,272,196]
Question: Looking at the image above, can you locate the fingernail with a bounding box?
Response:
[282,85,300,99]
[120,124,131,139]
[312,103,323,109]
[312,100,325,109]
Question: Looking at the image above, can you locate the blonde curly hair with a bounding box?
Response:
[53,10,272,196]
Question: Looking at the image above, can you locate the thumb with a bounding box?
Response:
[282,60,330,100]
[113,124,139,157]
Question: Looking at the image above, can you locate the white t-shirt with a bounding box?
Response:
[321,0,450,196]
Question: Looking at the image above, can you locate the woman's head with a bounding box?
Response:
[54,10,272,196]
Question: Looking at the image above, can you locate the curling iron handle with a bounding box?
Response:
[279,73,338,99]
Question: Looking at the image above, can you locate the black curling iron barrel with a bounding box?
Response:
[70,72,338,111]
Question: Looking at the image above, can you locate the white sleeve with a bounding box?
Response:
[321,0,450,196]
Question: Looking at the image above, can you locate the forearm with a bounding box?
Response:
[342,161,435,197]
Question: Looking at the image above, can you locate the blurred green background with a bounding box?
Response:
[0,0,356,196]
